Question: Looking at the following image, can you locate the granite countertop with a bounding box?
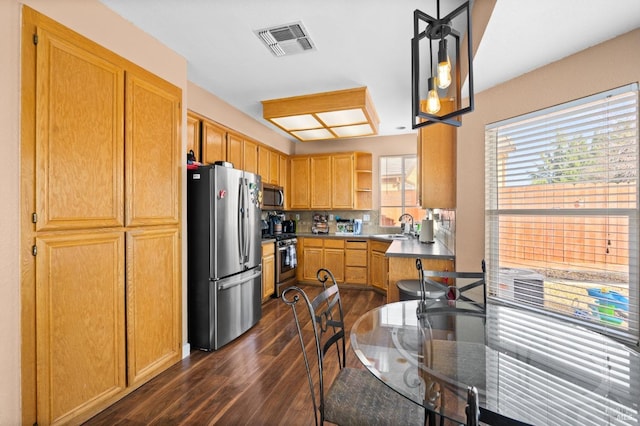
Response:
[293,233,455,259]
[384,238,454,260]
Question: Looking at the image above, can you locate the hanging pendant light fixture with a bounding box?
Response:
[425,38,440,114]
[412,0,474,128]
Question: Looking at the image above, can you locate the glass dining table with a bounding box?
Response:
[350,299,640,425]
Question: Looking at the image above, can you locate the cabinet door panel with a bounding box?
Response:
[125,70,181,226]
[186,113,200,161]
[419,99,456,208]
[202,120,226,164]
[126,227,181,386]
[279,154,288,194]
[35,27,124,231]
[310,156,332,209]
[262,245,275,301]
[258,145,270,182]
[36,231,125,424]
[227,132,243,169]
[269,150,279,184]
[332,154,354,209]
[324,248,344,283]
[244,139,258,174]
[290,157,310,209]
[303,247,323,281]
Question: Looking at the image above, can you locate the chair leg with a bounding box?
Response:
[465,386,479,426]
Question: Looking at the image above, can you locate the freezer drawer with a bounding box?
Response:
[213,267,262,349]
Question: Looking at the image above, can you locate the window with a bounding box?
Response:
[379,155,422,226]
[485,84,639,344]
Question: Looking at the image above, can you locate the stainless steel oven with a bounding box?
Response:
[275,235,297,297]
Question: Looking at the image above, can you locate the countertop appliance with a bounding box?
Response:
[187,163,262,351]
[262,183,284,210]
[282,219,296,234]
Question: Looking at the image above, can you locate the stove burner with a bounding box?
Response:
[262,233,297,241]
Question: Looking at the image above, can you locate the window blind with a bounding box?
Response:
[485,84,639,345]
[485,305,639,425]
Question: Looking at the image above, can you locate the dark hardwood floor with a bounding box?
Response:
[85,285,385,425]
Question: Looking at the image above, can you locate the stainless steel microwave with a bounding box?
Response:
[262,184,284,210]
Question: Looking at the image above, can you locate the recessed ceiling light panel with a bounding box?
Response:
[317,109,367,127]
[262,87,379,142]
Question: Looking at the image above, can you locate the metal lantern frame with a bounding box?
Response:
[412,1,474,128]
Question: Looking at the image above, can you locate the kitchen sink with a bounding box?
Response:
[372,234,410,240]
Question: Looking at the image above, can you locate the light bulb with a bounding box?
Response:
[437,39,452,89]
[426,77,440,114]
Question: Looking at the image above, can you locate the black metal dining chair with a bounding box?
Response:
[282,268,425,426]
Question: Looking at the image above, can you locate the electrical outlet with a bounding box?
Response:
[363,214,370,222]
[295,214,300,220]
[329,214,334,221]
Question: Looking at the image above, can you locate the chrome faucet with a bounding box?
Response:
[398,213,414,235]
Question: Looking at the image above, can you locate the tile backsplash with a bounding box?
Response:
[266,208,456,255]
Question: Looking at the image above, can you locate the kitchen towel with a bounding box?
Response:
[289,245,297,268]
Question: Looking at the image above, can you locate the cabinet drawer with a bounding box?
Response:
[345,240,368,250]
[324,239,345,249]
[304,238,324,248]
[345,249,367,266]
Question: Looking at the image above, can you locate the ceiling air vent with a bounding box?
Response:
[255,21,316,57]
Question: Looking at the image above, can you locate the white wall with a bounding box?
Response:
[0,0,22,422]
[456,29,640,271]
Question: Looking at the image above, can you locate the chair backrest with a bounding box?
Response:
[416,259,487,310]
[281,269,346,426]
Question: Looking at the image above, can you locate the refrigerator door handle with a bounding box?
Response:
[237,179,245,264]
[217,268,262,290]
[243,179,250,263]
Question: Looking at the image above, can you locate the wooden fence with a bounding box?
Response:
[497,183,635,269]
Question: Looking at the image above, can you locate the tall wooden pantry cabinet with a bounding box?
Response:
[21,8,182,425]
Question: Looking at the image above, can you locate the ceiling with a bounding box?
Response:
[99,0,640,141]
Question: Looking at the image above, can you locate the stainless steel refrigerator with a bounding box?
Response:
[187,163,262,351]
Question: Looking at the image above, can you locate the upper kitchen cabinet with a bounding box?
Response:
[418,98,456,209]
[186,112,200,161]
[290,156,310,209]
[243,138,259,174]
[258,144,280,185]
[201,118,227,165]
[226,131,244,169]
[333,152,372,210]
[331,153,353,209]
[227,131,258,174]
[310,155,332,209]
[125,67,181,227]
[34,25,125,231]
[289,152,372,210]
[354,152,373,210]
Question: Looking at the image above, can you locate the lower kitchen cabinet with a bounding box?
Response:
[323,239,345,283]
[35,231,126,425]
[262,241,275,302]
[369,240,391,292]
[125,227,182,387]
[301,238,344,283]
[344,240,368,285]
